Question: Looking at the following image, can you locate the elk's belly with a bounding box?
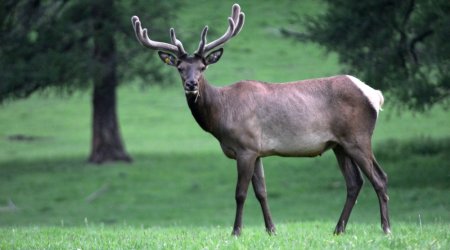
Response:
[260,132,336,157]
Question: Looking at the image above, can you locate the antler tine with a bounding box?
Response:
[170,28,187,56]
[201,4,245,55]
[131,16,181,56]
[203,17,235,55]
[232,12,245,37]
[231,3,240,23]
[195,26,209,55]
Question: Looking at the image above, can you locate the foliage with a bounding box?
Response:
[304,0,450,110]
[0,0,177,102]
[0,0,181,163]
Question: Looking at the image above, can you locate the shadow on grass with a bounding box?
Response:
[375,136,450,189]
[0,137,448,228]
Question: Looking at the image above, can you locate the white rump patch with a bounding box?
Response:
[346,75,384,116]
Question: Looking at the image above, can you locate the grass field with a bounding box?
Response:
[1,223,448,249]
[1,0,449,249]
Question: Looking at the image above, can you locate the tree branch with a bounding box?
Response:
[402,0,415,27]
[409,29,434,63]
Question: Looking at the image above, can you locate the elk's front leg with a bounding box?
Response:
[252,157,276,235]
[232,152,257,236]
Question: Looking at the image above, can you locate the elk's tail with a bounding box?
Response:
[346,75,384,116]
[376,90,384,111]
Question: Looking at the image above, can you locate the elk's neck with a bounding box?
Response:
[185,77,220,134]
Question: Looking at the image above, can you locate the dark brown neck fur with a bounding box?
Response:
[185,76,219,134]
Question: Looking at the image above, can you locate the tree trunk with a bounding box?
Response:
[88,1,132,164]
[88,77,132,164]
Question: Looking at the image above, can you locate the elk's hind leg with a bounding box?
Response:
[343,141,391,234]
[252,157,276,235]
[333,146,364,234]
[372,155,391,233]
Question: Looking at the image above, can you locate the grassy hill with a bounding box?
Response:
[0,0,449,249]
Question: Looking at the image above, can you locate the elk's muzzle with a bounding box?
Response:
[185,80,198,94]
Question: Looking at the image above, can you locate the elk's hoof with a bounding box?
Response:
[333,227,345,235]
[231,227,241,237]
[266,226,276,236]
[334,220,346,235]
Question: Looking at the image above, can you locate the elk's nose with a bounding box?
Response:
[185,80,198,90]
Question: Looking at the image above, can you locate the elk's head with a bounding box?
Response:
[131,4,245,97]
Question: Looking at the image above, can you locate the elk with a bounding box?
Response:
[131,4,391,236]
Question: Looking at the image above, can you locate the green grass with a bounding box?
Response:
[1,0,449,249]
[1,223,448,249]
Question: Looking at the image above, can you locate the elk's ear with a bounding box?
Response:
[205,48,223,65]
[158,51,177,66]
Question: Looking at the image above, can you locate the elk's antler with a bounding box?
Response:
[131,16,187,56]
[195,3,245,56]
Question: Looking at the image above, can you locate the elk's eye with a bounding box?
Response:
[200,66,206,71]
[177,66,183,72]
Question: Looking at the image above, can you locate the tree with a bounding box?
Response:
[0,0,177,163]
[294,0,449,110]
